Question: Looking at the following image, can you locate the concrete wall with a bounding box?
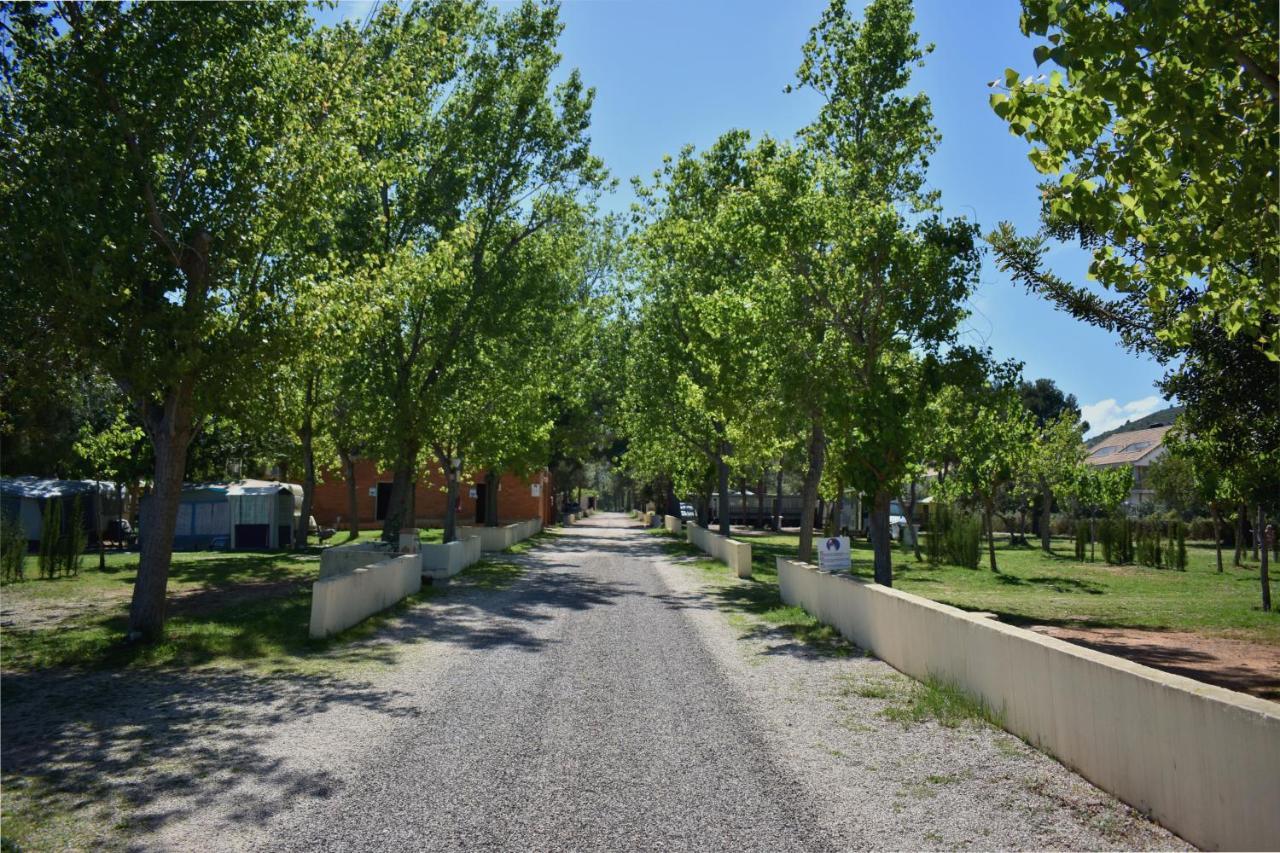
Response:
[776,558,1280,852]
[456,518,541,552]
[319,541,395,580]
[420,536,482,579]
[663,514,683,534]
[686,524,752,578]
[309,553,421,638]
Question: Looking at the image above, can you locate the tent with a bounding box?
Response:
[0,477,118,547]
[165,484,231,550]
[142,479,301,550]
[228,480,302,549]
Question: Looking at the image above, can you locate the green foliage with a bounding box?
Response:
[1098,516,1133,565]
[926,505,981,570]
[880,677,1002,729]
[37,501,60,580]
[63,497,86,577]
[1073,522,1088,561]
[34,499,85,579]
[1146,453,1202,516]
[989,0,1278,359]
[1,516,26,582]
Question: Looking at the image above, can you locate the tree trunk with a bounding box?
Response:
[295,374,316,550]
[1090,516,1096,562]
[443,463,460,543]
[96,484,106,572]
[116,481,124,552]
[986,500,998,572]
[834,477,845,536]
[905,479,921,561]
[486,470,499,527]
[1260,513,1272,612]
[380,443,418,543]
[717,455,731,537]
[665,478,680,518]
[340,450,359,540]
[1039,480,1053,553]
[1235,501,1246,565]
[1254,504,1263,562]
[870,488,892,586]
[756,476,765,529]
[1212,503,1223,573]
[798,419,825,563]
[129,394,196,642]
[773,467,783,532]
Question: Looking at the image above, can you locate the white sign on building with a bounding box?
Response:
[819,536,850,572]
[531,483,541,497]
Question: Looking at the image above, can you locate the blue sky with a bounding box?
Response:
[322,0,1172,436]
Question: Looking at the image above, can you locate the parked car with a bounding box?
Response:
[679,502,696,521]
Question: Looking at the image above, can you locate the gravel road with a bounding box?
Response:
[2,513,1186,851]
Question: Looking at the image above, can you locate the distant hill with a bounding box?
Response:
[1086,405,1184,447]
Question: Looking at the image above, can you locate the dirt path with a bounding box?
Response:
[1030,625,1280,701]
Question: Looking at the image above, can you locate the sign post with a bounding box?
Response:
[819,536,851,573]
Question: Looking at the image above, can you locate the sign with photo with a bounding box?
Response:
[468,486,477,499]
[819,536,850,572]
[531,483,542,497]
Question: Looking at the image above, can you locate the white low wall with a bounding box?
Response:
[309,553,421,638]
[663,514,683,534]
[776,558,1280,852]
[420,535,482,579]
[686,524,752,578]
[319,541,395,579]
[456,518,542,552]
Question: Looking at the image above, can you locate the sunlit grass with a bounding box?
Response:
[743,531,1279,644]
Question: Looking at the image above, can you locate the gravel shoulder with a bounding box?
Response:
[1,514,1189,851]
[643,530,1188,850]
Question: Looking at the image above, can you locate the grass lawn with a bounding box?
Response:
[0,527,524,674]
[733,530,1280,646]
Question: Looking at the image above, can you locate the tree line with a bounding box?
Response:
[616,0,1277,611]
[1,0,623,641]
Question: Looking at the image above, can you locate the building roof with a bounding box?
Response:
[0,477,113,499]
[1084,425,1171,467]
[227,479,300,497]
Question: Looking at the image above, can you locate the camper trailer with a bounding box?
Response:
[142,479,302,550]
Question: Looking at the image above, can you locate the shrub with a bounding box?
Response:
[1,516,26,582]
[1172,520,1187,571]
[925,505,981,569]
[63,495,86,576]
[944,512,982,569]
[1073,520,1088,561]
[38,499,61,579]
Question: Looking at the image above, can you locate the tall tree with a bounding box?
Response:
[628,132,774,537]
[330,1,605,542]
[988,0,1278,359]
[2,2,339,640]
[778,0,982,581]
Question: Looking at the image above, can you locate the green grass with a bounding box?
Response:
[741,532,1279,645]
[657,536,851,655]
[880,677,1003,728]
[324,527,443,546]
[0,527,521,674]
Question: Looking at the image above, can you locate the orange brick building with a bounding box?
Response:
[311,459,555,529]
